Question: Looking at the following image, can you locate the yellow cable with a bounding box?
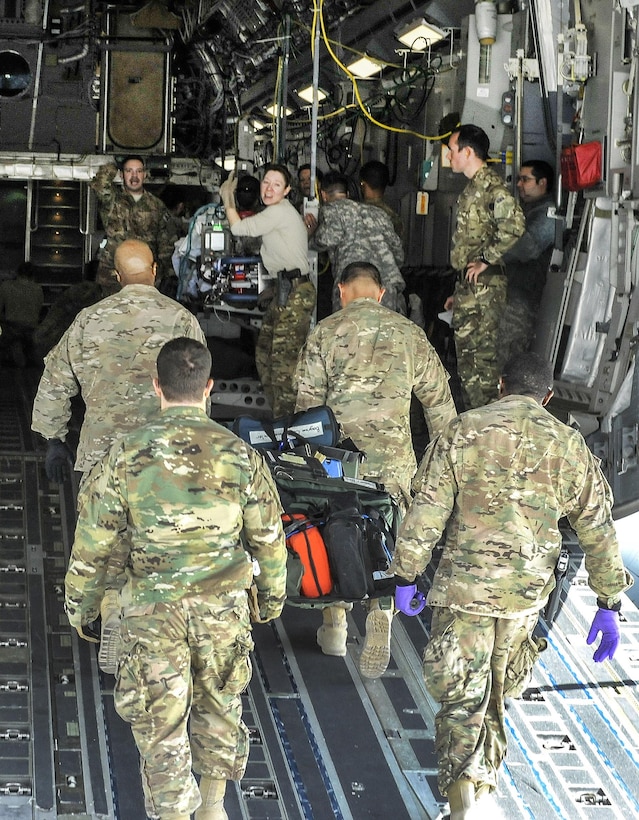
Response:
[317,0,448,142]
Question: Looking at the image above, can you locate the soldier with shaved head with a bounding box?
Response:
[32,238,206,478]
[32,238,207,673]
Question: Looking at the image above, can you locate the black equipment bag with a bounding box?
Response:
[273,472,400,604]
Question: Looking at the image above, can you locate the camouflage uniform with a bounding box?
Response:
[91,163,178,284]
[366,195,404,239]
[256,278,316,416]
[390,394,632,797]
[450,165,525,408]
[33,279,119,358]
[499,193,555,364]
[65,406,287,819]
[231,199,314,418]
[313,199,406,313]
[294,297,456,503]
[31,284,206,473]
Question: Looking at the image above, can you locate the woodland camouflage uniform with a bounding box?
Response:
[313,199,406,313]
[31,284,206,472]
[91,163,177,284]
[390,394,632,797]
[450,165,525,408]
[65,406,287,819]
[294,296,456,503]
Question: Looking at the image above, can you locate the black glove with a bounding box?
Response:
[45,438,74,483]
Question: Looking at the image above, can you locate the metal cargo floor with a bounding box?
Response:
[1,363,638,819]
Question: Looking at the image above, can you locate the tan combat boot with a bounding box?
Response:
[359,598,393,678]
[447,778,475,820]
[98,588,121,675]
[195,777,227,820]
[316,605,348,656]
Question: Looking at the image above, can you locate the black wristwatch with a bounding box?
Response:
[479,253,490,265]
[597,598,622,612]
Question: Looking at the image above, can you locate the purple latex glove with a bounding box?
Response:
[395,584,426,616]
[586,608,620,662]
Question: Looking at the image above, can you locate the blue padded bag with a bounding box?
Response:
[232,405,341,451]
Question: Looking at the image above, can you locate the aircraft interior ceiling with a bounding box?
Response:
[1,1,639,819]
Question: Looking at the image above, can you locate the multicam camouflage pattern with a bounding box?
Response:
[64,407,285,817]
[424,607,542,795]
[91,163,178,281]
[256,279,316,417]
[114,594,253,817]
[391,394,632,614]
[31,284,206,472]
[33,280,117,357]
[294,297,456,501]
[313,199,406,312]
[497,292,536,367]
[450,165,525,270]
[449,165,524,409]
[65,405,287,625]
[452,272,506,409]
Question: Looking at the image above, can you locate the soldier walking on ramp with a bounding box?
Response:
[390,352,632,819]
[295,262,456,677]
[65,337,287,820]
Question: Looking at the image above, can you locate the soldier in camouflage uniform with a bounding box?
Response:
[295,262,456,678]
[359,159,404,239]
[499,160,556,364]
[311,171,406,313]
[91,156,178,289]
[33,262,120,359]
[65,338,287,820]
[32,239,207,672]
[390,352,632,819]
[446,125,525,409]
[220,165,314,417]
[32,239,206,478]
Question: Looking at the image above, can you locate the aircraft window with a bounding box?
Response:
[0,50,32,98]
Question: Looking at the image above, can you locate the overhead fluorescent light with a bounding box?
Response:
[347,56,385,79]
[396,18,447,50]
[265,103,294,117]
[297,85,328,104]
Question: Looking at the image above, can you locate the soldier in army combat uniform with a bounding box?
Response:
[445,124,525,409]
[359,159,404,239]
[65,337,287,820]
[310,171,406,313]
[390,352,632,820]
[295,262,456,678]
[91,155,178,289]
